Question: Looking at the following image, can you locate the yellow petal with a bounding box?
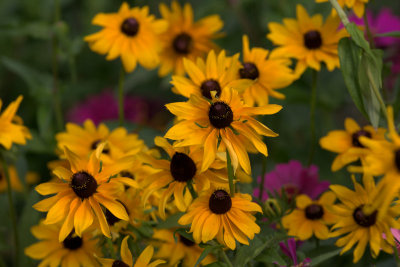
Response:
[121,236,133,266]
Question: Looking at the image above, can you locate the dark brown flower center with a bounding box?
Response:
[351,130,371,148]
[239,62,259,80]
[395,150,400,172]
[200,79,221,99]
[121,18,139,37]
[173,33,193,54]
[120,171,134,179]
[304,30,322,49]
[70,171,97,199]
[112,260,129,267]
[208,102,233,129]
[63,233,83,250]
[179,234,195,246]
[305,204,324,220]
[91,140,109,154]
[353,205,377,227]
[170,152,197,182]
[209,189,232,214]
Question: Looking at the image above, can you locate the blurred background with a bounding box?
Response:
[0,0,399,266]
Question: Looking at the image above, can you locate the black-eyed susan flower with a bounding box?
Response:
[316,0,368,18]
[141,137,227,219]
[240,35,296,106]
[319,118,386,171]
[171,50,252,100]
[267,4,348,76]
[165,87,281,174]
[178,188,262,250]
[282,192,337,240]
[0,95,31,150]
[33,145,139,241]
[158,1,223,76]
[25,221,100,267]
[152,229,215,267]
[98,235,165,267]
[84,2,167,73]
[330,175,400,263]
[56,119,144,164]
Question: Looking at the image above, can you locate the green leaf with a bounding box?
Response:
[234,235,278,266]
[194,246,215,267]
[156,212,183,229]
[375,31,400,37]
[256,248,287,266]
[338,38,367,118]
[344,23,370,52]
[310,248,342,265]
[172,228,194,244]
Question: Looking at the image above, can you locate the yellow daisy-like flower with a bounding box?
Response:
[330,175,400,263]
[165,87,281,174]
[98,236,165,267]
[157,1,223,76]
[141,136,227,219]
[56,119,144,164]
[240,35,297,106]
[282,192,337,240]
[152,229,215,267]
[267,4,348,76]
[319,118,386,171]
[84,2,167,72]
[0,95,31,149]
[25,221,100,267]
[316,0,368,18]
[178,188,262,250]
[171,50,252,100]
[33,145,139,241]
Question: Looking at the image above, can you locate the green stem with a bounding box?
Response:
[328,0,349,26]
[394,244,400,267]
[118,68,125,126]
[0,154,19,266]
[258,156,267,200]
[220,248,234,267]
[366,65,388,121]
[308,70,318,166]
[52,0,63,131]
[106,237,117,259]
[363,11,375,49]
[186,181,198,199]
[226,151,235,197]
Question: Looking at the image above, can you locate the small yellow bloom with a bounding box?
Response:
[282,192,337,240]
[0,95,31,150]
[84,2,168,72]
[316,0,369,18]
[267,4,348,76]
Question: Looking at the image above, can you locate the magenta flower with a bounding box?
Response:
[391,228,400,255]
[278,238,310,267]
[67,91,148,125]
[253,160,329,202]
[349,9,400,48]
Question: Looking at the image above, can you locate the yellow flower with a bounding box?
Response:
[171,50,253,100]
[165,87,281,174]
[152,229,215,267]
[267,4,348,76]
[141,137,227,219]
[319,118,386,171]
[0,165,38,192]
[56,119,144,164]
[84,2,168,72]
[0,95,31,149]
[240,35,297,106]
[158,1,223,76]
[33,145,139,241]
[25,221,100,267]
[316,0,368,18]
[282,192,337,240]
[330,175,400,263]
[178,188,262,250]
[98,236,165,267]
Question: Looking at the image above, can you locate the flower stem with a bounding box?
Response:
[0,153,19,266]
[363,11,375,49]
[258,155,267,200]
[226,151,235,197]
[118,68,125,126]
[328,0,349,26]
[187,181,198,199]
[394,244,400,267]
[220,248,234,267]
[307,70,318,166]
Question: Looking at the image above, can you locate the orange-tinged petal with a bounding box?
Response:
[121,236,133,266]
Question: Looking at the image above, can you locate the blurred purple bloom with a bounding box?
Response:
[348,9,400,48]
[253,160,329,202]
[278,238,310,267]
[391,228,400,255]
[67,91,148,125]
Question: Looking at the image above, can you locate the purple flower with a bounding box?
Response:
[348,9,400,48]
[253,160,329,202]
[278,238,310,267]
[67,91,149,125]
